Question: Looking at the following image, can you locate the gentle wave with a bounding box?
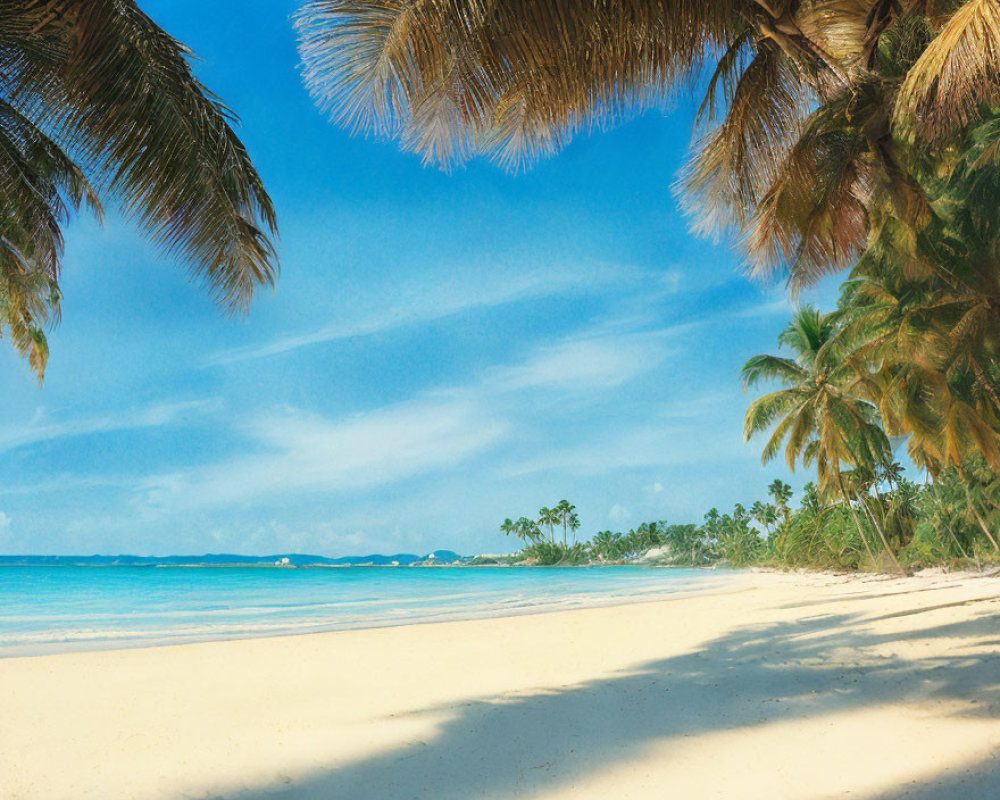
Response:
[0,565,733,656]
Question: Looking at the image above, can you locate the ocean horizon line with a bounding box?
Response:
[0,550,473,568]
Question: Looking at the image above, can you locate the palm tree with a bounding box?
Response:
[522,517,545,545]
[568,511,581,545]
[0,2,278,380]
[743,307,892,567]
[744,309,889,492]
[590,530,622,561]
[750,500,778,541]
[768,479,794,552]
[537,507,559,544]
[555,500,576,547]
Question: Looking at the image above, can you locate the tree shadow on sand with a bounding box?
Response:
[231,600,1000,800]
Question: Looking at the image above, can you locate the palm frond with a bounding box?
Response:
[894,0,1000,143]
[0,0,279,310]
[296,0,747,169]
[741,354,809,389]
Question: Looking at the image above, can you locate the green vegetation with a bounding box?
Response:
[500,463,1000,571]
[0,2,277,381]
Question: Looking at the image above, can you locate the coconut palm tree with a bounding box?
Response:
[590,530,623,561]
[537,506,559,543]
[743,307,894,566]
[743,308,890,492]
[568,511,581,544]
[768,479,794,552]
[836,234,1000,486]
[750,500,778,540]
[555,500,577,547]
[0,1,278,380]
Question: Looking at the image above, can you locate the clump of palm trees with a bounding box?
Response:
[498,466,1000,570]
[501,500,582,564]
[744,303,1000,571]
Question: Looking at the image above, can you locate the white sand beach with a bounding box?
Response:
[2,571,999,799]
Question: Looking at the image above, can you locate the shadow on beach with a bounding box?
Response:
[230,598,1000,800]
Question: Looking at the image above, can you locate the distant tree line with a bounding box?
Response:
[499,463,1000,571]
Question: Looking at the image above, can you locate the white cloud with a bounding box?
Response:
[482,329,672,393]
[609,504,632,524]
[207,262,628,366]
[0,400,221,454]
[133,317,680,512]
[138,399,506,510]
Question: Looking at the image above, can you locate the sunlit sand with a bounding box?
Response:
[2,571,999,799]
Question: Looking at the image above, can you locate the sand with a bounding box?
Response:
[2,571,999,799]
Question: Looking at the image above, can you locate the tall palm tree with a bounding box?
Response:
[743,307,892,566]
[750,500,778,540]
[568,511,581,545]
[555,499,576,547]
[1,1,278,380]
[744,308,890,493]
[518,517,544,545]
[767,479,793,552]
[537,506,559,544]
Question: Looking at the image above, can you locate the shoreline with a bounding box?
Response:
[0,569,744,660]
[3,571,1000,799]
[6,567,998,661]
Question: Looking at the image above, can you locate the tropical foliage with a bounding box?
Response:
[499,460,1000,570]
[0,1,278,381]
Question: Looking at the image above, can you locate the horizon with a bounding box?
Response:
[0,0,841,558]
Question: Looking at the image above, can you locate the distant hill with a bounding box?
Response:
[0,550,471,567]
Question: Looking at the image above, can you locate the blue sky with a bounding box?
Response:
[0,0,840,556]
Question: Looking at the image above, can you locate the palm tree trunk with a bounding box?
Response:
[838,474,877,568]
[962,482,1000,551]
[856,491,906,575]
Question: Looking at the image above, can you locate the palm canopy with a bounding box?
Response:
[837,259,1000,475]
[0,1,278,380]
[742,306,890,496]
[295,1,1000,286]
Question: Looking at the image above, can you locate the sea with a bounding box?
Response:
[0,565,733,657]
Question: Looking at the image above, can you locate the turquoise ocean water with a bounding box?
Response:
[0,565,732,657]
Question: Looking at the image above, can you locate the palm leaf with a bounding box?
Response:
[894,0,1000,143]
[0,1,279,310]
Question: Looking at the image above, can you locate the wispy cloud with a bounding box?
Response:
[138,399,506,510]
[0,400,221,454]
[481,329,675,394]
[207,262,634,366]
[135,319,680,510]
